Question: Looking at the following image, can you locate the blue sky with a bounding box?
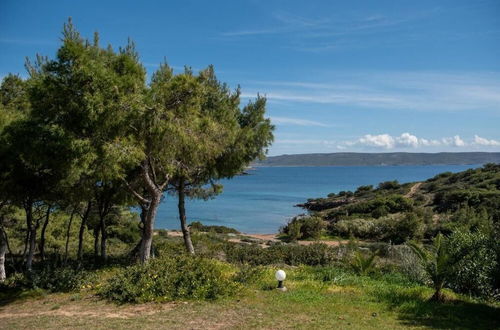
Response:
[1,0,499,156]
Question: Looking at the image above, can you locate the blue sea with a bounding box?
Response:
[155,165,479,233]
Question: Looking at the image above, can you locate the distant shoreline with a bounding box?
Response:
[254,152,500,167]
[252,163,485,168]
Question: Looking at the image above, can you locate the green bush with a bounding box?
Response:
[351,250,378,275]
[355,185,373,196]
[225,243,337,266]
[233,265,268,285]
[446,230,498,298]
[189,221,239,234]
[330,218,378,239]
[330,213,424,243]
[99,255,238,303]
[379,212,424,244]
[281,216,325,240]
[378,180,400,190]
[338,191,354,197]
[4,267,97,292]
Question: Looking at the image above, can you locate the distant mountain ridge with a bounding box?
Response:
[254,152,500,166]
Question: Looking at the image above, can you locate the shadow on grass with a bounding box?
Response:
[373,287,500,329]
[0,287,46,307]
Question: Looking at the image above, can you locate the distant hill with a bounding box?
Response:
[254,152,500,166]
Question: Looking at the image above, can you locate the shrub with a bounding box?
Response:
[378,180,400,190]
[407,234,458,302]
[351,250,377,275]
[446,230,498,298]
[189,221,240,234]
[99,255,238,303]
[387,244,427,284]
[233,265,268,285]
[281,216,325,241]
[338,191,354,197]
[355,185,373,196]
[224,243,338,266]
[5,267,97,292]
[379,212,424,244]
[330,218,378,239]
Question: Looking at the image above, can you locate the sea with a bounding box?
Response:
[155,164,479,233]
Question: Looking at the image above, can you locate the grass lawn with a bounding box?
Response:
[1,266,499,329]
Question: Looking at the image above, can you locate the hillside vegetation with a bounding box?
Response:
[1,166,500,328]
[296,163,500,241]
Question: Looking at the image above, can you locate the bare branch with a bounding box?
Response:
[121,177,150,205]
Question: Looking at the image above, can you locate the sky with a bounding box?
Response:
[1,0,499,156]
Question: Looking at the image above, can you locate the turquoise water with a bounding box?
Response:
[155,165,479,233]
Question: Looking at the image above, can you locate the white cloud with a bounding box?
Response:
[358,134,395,149]
[338,133,495,150]
[242,72,500,113]
[270,116,330,127]
[351,133,442,149]
[474,135,500,146]
[441,135,466,147]
[454,135,466,147]
[269,132,500,155]
[396,133,419,148]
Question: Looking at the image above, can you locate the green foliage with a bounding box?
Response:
[337,194,413,219]
[379,212,424,244]
[426,164,500,219]
[351,250,378,275]
[330,212,424,243]
[233,265,267,285]
[189,221,239,234]
[354,185,373,196]
[106,209,141,244]
[302,164,500,248]
[407,234,459,301]
[224,243,337,266]
[3,267,97,292]
[281,216,325,241]
[378,180,400,190]
[446,230,498,298]
[338,190,354,197]
[330,218,378,239]
[99,255,238,303]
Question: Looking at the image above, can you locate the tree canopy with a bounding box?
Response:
[0,18,274,274]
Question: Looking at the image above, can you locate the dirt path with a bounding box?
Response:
[405,182,422,198]
[0,296,175,319]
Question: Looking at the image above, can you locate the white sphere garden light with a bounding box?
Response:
[275,270,287,291]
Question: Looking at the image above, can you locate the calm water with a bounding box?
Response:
[156,165,479,233]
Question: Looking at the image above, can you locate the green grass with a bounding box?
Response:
[1,265,498,329]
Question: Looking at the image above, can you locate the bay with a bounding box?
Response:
[155,164,479,233]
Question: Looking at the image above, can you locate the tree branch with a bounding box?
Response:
[121,177,150,205]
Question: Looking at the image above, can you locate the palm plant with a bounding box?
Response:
[407,233,457,302]
[352,250,377,275]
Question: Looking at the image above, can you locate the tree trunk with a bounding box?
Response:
[430,286,445,302]
[93,227,100,261]
[178,181,195,254]
[139,193,161,263]
[25,202,36,271]
[39,205,51,261]
[0,227,7,282]
[100,214,107,261]
[77,201,92,261]
[64,210,75,263]
[22,230,29,260]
